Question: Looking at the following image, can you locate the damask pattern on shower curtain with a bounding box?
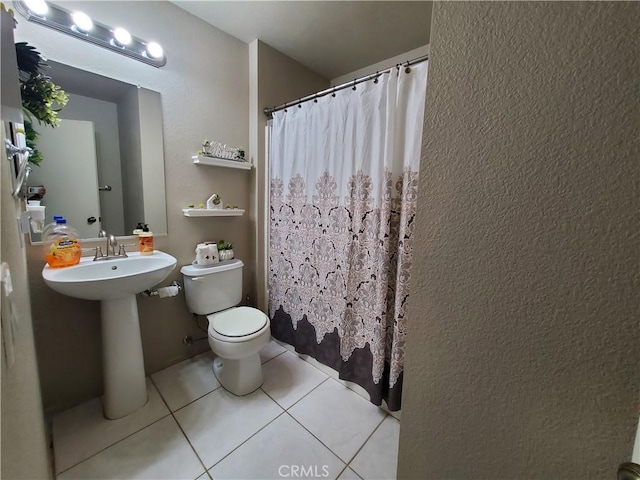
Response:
[269,167,418,410]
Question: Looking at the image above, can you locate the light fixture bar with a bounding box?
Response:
[14,1,166,68]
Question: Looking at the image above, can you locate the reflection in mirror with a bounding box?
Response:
[28,61,166,242]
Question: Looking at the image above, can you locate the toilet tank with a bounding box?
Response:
[180,259,243,315]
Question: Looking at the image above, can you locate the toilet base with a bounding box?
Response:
[212,354,264,396]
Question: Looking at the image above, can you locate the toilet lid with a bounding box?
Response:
[208,307,268,337]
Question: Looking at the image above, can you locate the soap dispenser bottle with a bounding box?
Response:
[44,218,82,268]
[138,224,154,255]
[132,222,145,235]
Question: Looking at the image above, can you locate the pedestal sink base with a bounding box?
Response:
[101,295,147,419]
[41,251,177,419]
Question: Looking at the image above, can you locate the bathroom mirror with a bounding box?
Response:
[28,60,167,242]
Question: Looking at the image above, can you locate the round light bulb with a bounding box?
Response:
[24,0,48,16]
[72,11,93,32]
[113,27,132,46]
[145,42,164,59]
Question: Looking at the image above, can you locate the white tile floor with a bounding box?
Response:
[52,339,401,480]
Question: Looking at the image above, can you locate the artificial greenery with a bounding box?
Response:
[23,120,43,166]
[14,42,68,164]
[20,73,68,127]
[15,42,44,77]
[217,240,233,251]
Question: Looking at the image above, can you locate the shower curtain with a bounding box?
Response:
[269,61,428,411]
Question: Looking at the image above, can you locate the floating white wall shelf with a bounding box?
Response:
[182,208,245,217]
[191,155,252,170]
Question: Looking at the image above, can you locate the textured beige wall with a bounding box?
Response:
[14,1,251,414]
[249,40,329,311]
[1,10,51,478]
[1,140,52,480]
[399,2,639,479]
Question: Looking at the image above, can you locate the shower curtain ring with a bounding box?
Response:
[373,72,379,84]
[352,79,357,91]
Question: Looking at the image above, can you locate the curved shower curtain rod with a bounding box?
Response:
[263,54,429,117]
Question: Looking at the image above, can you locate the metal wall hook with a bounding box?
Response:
[5,138,32,158]
[5,139,34,198]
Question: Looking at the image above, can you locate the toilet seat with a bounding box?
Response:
[207,306,268,340]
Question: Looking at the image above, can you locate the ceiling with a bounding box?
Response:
[171,1,432,80]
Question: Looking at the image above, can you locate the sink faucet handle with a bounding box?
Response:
[93,246,104,261]
[117,244,129,258]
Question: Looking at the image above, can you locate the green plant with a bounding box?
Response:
[20,73,68,127]
[15,42,44,77]
[23,120,43,166]
[217,240,233,251]
[14,42,68,164]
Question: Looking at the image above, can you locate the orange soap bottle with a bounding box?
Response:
[138,224,154,255]
[44,218,82,268]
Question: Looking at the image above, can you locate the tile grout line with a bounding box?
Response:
[260,345,288,365]
[277,351,393,463]
[283,410,349,470]
[335,464,349,479]
[350,466,365,480]
[345,413,389,473]
[273,340,399,419]
[262,348,393,472]
[162,382,222,416]
[54,341,392,479]
[149,376,211,479]
[206,410,287,474]
[57,345,290,477]
[150,353,222,412]
[54,389,173,476]
[55,373,221,478]
[263,375,331,411]
[283,374,389,469]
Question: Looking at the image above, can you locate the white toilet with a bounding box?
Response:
[180,259,271,396]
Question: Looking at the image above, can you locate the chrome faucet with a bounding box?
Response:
[107,234,118,256]
[93,232,129,260]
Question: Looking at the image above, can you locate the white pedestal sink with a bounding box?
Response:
[42,251,177,419]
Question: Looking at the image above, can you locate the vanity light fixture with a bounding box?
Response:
[23,0,47,16]
[14,0,166,68]
[145,42,164,60]
[112,27,132,47]
[71,11,93,33]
